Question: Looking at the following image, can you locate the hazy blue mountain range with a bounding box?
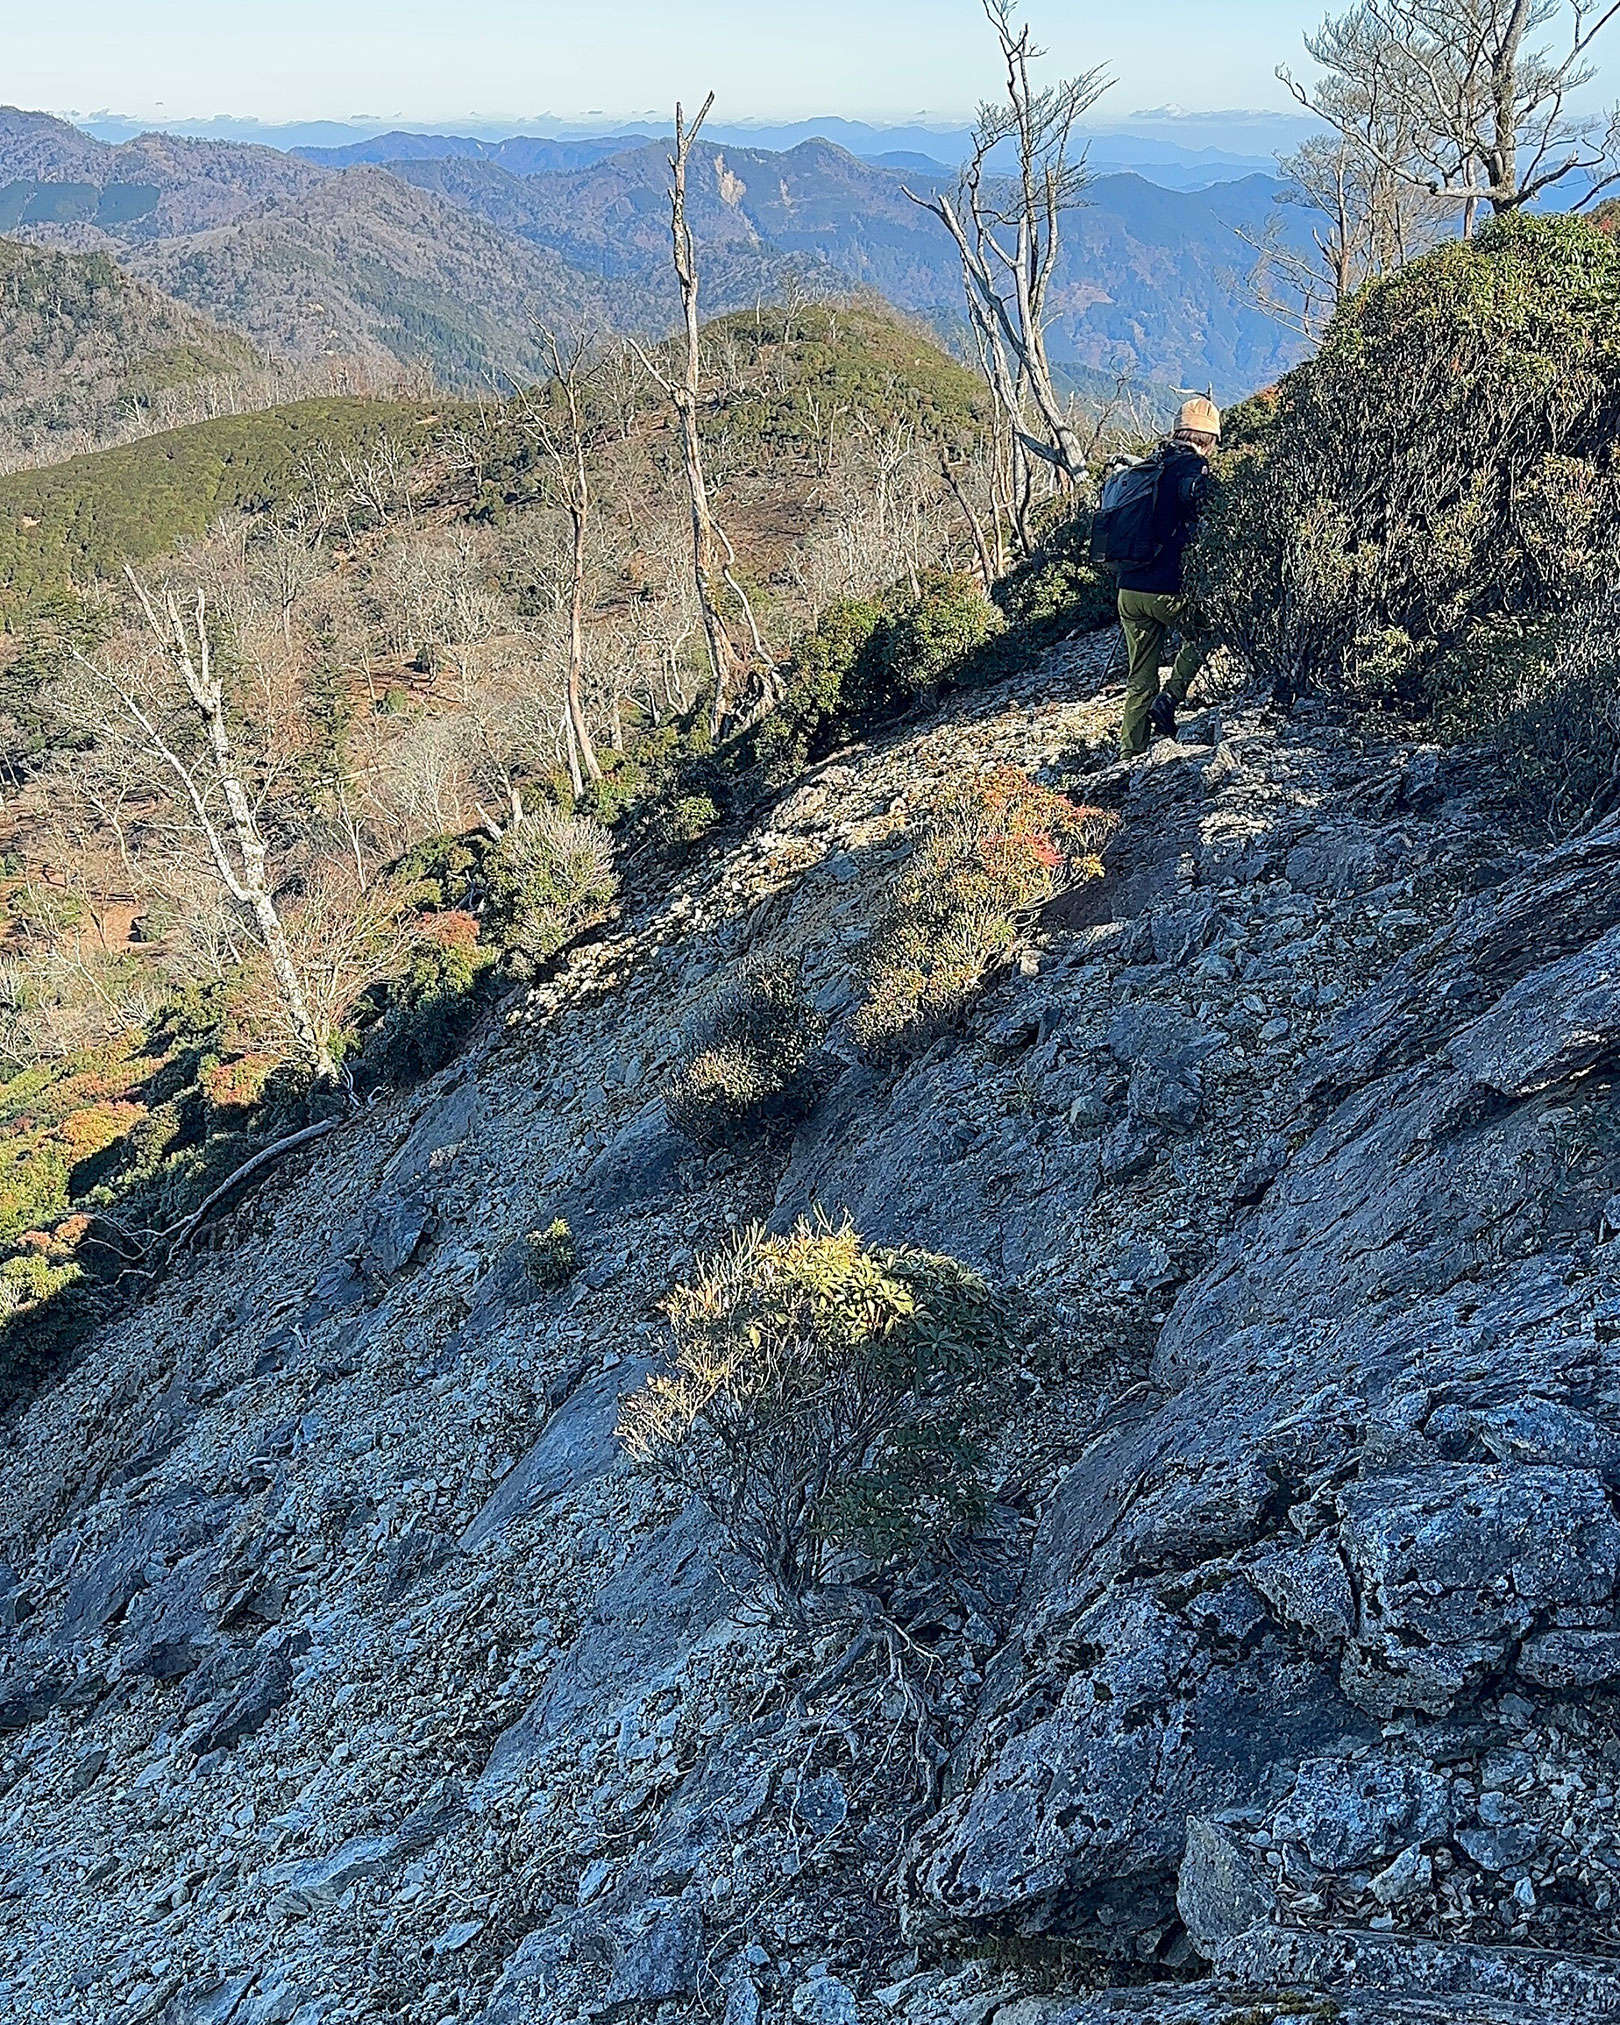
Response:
[0,105,1314,400]
[78,110,1315,189]
[388,140,1311,396]
[292,131,657,175]
[292,122,1285,190]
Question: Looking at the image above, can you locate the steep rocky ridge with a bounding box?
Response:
[2,639,1618,2025]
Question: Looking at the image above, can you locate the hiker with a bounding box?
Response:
[1099,396,1221,756]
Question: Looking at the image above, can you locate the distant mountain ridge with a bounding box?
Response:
[292,131,655,175]
[79,107,1314,183]
[0,105,1313,402]
[289,119,1285,190]
[388,140,1309,396]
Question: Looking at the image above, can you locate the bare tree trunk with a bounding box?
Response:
[565,450,603,784]
[562,708,585,800]
[671,96,739,736]
[908,7,1108,491]
[97,571,337,1083]
[940,454,996,587]
[631,95,774,738]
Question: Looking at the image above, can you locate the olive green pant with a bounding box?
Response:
[1117,589,1209,756]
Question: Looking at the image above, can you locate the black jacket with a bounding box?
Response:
[1117,442,1211,597]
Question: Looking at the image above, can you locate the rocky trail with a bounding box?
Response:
[3,633,1619,2025]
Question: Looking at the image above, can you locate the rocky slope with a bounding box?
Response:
[2,635,1618,2025]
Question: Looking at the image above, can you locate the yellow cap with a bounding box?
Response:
[1176,396,1222,438]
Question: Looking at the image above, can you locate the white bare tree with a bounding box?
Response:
[908,2,1111,495]
[630,94,776,736]
[1281,0,1620,234]
[66,569,337,1083]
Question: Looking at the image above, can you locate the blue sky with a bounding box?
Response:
[17,1,1394,127]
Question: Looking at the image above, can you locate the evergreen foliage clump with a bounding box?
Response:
[665,961,827,1149]
[853,768,1115,1060]
[483,811,618,972]
[617,1216,1015,1617]
[1190,214,1620,715]
[525,1218,578,1290]
[362,912,497,1083]
[992,510,1119,640]
[758,574,1002,782]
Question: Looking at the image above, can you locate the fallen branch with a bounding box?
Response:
[164,1118,340,1253]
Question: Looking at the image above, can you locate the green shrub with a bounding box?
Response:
[391,834,489,914]
[756,597,887,781]
[578,748,646,826]
[1432,596,1620,835]
[993,516,1118,639]
[484,810,618,971]
[0,1249,78,1316]
[525,1217,577,1290]
[665,961,828,1149]
[364,911,495,1083]
[882,571,1004,694]
[657,793,723,849]
[756,576,1002,784]
[617,1216,1014,1618]
[1190,213,1620,713]
[853,767,1116,1061]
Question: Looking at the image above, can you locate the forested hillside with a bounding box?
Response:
[122,167,632,385]
[0,107,329,236]
[0,398,457,615]
[0,241,267,471]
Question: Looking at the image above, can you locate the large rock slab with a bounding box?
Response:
[479,1501,731,1792]
[460,1357,657,1553]
[906,819,1620,1959]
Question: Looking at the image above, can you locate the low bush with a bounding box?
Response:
[665,961,828,1149]
[757,575,1002,784]
[483,810,618,972]
[617,1216,1014,1618]
[755,597,887,781]
[1190,213,1620,714]
[1432,595,1620,836]
[993,511,1119,640]
[853,767,1115,1060]
[525,1217,577,1290]
[883,571,1004,694]
[362,911,498,1083]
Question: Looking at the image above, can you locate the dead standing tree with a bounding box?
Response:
[71,567,338,1084]
[909,1,1110,529]
[631,94,775,737]
[519,330,607,795]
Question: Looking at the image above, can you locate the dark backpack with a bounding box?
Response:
[1089,451,1167,570]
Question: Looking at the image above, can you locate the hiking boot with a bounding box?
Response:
[1148,692,1177,740]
